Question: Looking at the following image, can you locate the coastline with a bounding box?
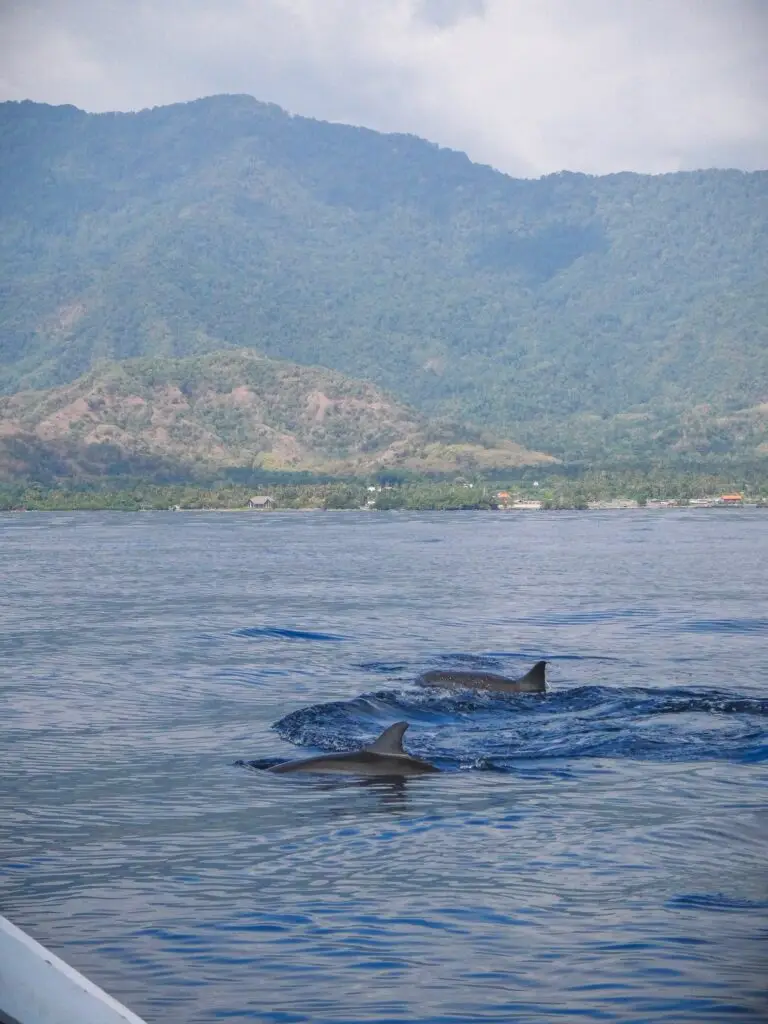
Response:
[2,503,765,514]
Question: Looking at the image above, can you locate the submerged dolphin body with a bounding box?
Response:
[267,722,440,776]
[417,659,547,694]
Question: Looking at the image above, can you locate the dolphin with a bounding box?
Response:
[417,659,547,694]
[267,722,440,776]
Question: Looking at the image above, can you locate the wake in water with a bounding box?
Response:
[268,684,768,769]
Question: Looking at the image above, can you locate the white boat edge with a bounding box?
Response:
[0,914,148,1024]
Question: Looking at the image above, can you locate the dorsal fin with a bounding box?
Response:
[366,721,409,755]
[517,660,547,690]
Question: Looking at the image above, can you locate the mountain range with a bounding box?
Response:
[0,94,766,475]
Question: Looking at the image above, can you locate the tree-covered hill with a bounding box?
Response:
[0,350,553,483]
[1,95,766,462]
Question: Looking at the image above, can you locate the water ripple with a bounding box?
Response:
[232,626,350,642]
[1,510,767,1024]
[271,684,768,766]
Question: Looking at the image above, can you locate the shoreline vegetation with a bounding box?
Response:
[2,469,766,512]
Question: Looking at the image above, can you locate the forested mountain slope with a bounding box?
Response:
[0,350,553,482]
[1,95,766,460]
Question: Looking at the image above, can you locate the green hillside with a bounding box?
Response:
[0,350,553,483]
[1,95,766,462]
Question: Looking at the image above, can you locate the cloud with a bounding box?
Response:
[1,0,766,176]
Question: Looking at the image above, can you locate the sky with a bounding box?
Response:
[1,0,766,177]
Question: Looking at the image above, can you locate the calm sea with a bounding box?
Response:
[1,510,766,1023]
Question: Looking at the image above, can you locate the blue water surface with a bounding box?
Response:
[1,509,766,1023]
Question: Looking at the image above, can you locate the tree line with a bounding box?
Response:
[2,466,766,512]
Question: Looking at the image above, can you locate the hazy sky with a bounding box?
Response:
[1,0,766,176]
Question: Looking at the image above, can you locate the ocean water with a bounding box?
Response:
[1,509,766,1024]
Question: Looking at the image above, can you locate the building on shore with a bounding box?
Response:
[586,499,639,510]
[510,500,543,510]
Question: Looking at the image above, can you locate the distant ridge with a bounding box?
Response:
[0,351,555,483]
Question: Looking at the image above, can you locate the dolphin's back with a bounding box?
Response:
[418,660,547,693]
[268,750,438,776]
[269,750,387,774]
[267,721,440,775]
